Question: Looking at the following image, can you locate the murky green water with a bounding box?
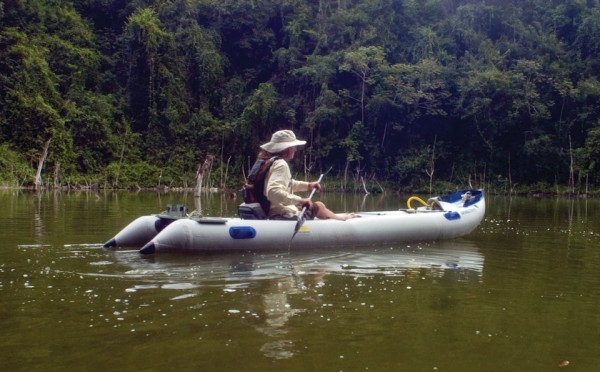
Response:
[1,190,599,371]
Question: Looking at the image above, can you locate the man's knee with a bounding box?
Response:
[311,201,325,216]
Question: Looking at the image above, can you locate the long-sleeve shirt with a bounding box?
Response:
[264,159,309,218]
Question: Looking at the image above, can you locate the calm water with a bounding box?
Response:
[1,190,599,371]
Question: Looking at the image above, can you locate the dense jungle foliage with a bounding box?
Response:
[1,0,600,194]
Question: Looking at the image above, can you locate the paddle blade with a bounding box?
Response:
[291,212,307,241]
[293,216,304,233]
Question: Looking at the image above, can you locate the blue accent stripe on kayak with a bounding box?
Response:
[229,226,256,239]
[444,211,461,221]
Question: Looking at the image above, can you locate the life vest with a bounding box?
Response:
[241,156,279,215]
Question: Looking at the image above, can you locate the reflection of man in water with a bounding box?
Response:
[231,259,327,359]
[257,276,301,359]
[257,276,301,334]
[258,271,328,359]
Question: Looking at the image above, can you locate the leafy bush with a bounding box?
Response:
[104,161,161,189]
[0,144,33,187]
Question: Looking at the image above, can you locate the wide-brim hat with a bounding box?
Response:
[260,130,306,153]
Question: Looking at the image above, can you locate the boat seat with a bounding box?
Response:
[238,203,268,220]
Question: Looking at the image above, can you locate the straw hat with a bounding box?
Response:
[260,130,306,153]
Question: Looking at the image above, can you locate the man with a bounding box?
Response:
[258,129,355,221]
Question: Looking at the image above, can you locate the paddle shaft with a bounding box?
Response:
[292,173,324,239]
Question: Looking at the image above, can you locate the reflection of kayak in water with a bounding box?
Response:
[301,241,485,277]
[97,241,485,362]
[133,190,485,254]
[105,240,484,284]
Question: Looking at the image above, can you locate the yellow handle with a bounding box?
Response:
[407,196,429,209]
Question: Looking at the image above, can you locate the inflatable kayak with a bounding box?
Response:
[131,189,485,254]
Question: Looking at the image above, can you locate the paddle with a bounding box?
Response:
[291,173,324,242]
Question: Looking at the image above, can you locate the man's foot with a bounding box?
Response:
[338,212,356,221]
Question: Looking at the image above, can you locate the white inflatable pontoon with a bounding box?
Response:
[129,190,485,254]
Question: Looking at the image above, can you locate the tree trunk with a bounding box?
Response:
[568,134,575,194]
[194,155,214,197]
[426,135,437,195]
[53,162,60,189]
[34,139,51,190]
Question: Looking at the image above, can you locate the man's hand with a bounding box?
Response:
[308,181,321,192]
[299,198,313,210]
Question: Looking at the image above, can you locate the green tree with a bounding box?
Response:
[122,7,168,134]
[0,0,111,184]
[237,82,279,156]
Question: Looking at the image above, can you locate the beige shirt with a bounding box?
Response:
[264,159,309,217]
